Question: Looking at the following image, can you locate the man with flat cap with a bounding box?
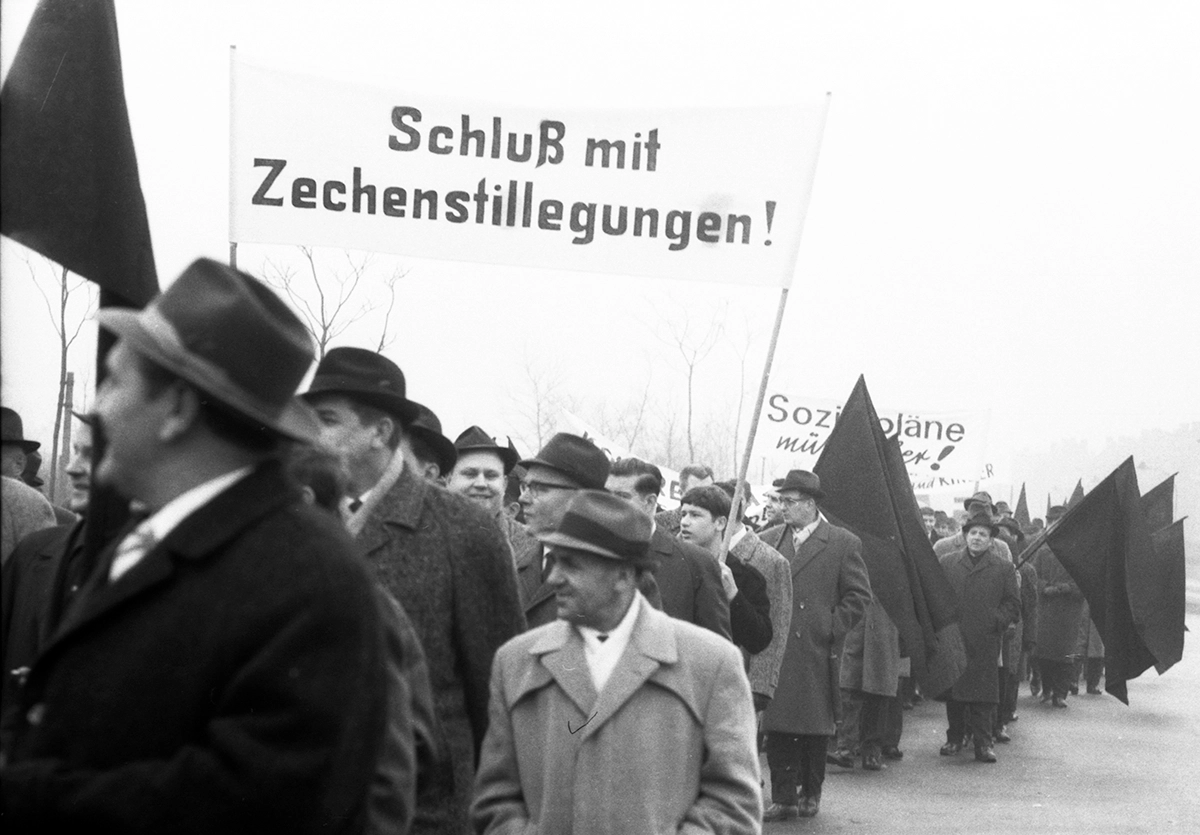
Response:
[758,469,871,821]
[472,490,762,834]
[0,259,392,832]
[304,346,525,834]
[446,426,534,565]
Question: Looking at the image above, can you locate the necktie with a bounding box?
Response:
[109,523,159,582]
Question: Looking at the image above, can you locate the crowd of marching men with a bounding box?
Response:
[0,258,1101,833]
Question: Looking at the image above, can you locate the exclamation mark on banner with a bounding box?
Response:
[930,445,955,471]
[764,201,776,246]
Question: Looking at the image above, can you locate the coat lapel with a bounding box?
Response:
[356,463,424,557]
[528,622,599,716]
[44,462,290,656]
[579,599,678,743]
[792,520,829,576]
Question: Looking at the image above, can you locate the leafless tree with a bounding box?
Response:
[25,255,96,501]
[373,266,408,353]
[650,301,727,462]
[262,247,377,360]
[511,350,566,452]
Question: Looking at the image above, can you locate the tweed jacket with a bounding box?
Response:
[472,596,762,835]
[729,528,793,700]
[1,477,56,565]
[356,464,526,834]
[938,547,1021,703]
[759,519,871,735]
[0,462,389,833]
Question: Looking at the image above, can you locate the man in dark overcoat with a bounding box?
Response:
[759,470,871,821]
[1032,505,1086,708]
[937,512,1021,763]
[0,260,392,832]
[304,347,526,835]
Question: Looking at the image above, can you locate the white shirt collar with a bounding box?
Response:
[577,590,644,694]
[141,465,255,543]
[729,526,748,550]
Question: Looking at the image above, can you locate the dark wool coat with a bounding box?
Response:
[1032,544,1086,662]
[0,462,389,833]
[839,596,903,698]
[650,528,732,641]
[357,466,526,835]
[759,520,871,735]
[938,547,1021,703]
[1,522,78,740]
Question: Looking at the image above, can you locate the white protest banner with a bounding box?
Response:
[557,411,682,508]
[229,53,827,288]
[752,388,991,483]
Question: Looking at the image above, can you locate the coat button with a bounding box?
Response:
[799,602,806,609]
[26,703,45,726]
[795,631,803,638]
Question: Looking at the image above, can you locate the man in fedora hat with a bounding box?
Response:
[0,259,392,831]
[304,346,525,835]
[1032,505,1085,708]
[933,491,1013,563]
[512,432,614,628]
[758,469,871,821]
[936,511,1020,763]
[472,490,762,834]
[605,457,731,640]
[403,403,457,486]
[446,427,533,565]
[1,407,41,481]
[1,407,58,565]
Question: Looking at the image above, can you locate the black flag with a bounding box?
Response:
[1014,483,1030,529]
[1045,457,1181,704]
[814,376,966,696]
[1141,474,1176,533]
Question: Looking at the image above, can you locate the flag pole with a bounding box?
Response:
[229,45,237,269]
[721,92,831,558]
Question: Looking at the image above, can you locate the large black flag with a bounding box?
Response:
[814,376,966,696]
[1014,483,1030,529]
[2,0,159,564]
[1,0,157,306]
[1141,474,1176,533]
[1045,457,1181,704]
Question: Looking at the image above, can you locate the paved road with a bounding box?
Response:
[764,612,1200,834]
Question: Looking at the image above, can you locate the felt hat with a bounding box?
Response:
[303,346,419,425]
[454,425,520,474]
[406,403,457,475]
[962,510,1000,538]
[537,490,652,563]
[96,258,319,442]
[518,432,609,490]
[1,407,40,452]
[775,469,825,500]
[996,516,1023,537]
[963,491,997,514]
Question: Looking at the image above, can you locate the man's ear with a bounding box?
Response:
[716,515,728,534]
[373,415,398,450]
[159,383,201,442]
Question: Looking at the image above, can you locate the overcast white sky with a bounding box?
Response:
[2,1,1198,503]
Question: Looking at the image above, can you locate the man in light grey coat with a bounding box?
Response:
[473,490,762,834]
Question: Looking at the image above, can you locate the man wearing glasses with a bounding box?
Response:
[513,433,614,627]
[758,469,871,822]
